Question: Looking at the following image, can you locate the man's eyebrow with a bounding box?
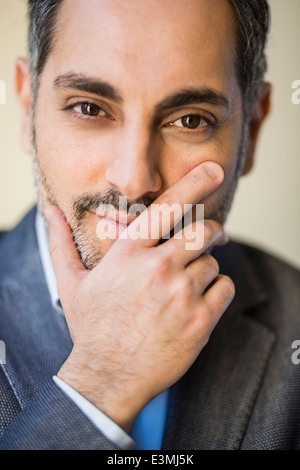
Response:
[54,74,229,111]
[156,88,230,112]
[53,73,123,103]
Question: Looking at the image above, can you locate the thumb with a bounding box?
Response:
[44,205,86,300]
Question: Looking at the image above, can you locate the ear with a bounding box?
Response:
[15,58,32,154]
[242,82,272,175]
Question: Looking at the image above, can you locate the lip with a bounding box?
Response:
[90,209,138,239]
[92,209,138,226]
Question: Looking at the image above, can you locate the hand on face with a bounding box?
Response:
[45,160,235,432]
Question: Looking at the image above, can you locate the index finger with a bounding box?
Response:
[121,161,224,247]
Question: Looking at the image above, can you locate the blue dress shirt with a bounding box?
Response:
[129,390,169,450]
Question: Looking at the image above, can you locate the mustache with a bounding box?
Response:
[73,188,157,221]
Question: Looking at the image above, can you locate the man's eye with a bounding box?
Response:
[171,114,209,129]
[73,102,105,117]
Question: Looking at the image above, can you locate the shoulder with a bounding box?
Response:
[0,231,7,243]
[222,240,300,335]
[215,238,300,290]
[234,240,300,298]
[0,207,38,285]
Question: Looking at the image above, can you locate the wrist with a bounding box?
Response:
[57,356,144,432]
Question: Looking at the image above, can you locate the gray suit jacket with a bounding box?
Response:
[0,207,299,449]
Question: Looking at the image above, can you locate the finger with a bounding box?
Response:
[185,254,220,295]
[202,274,235,326]
[160,219,228,267]
[121,161,224,247]
[44,205,86,300]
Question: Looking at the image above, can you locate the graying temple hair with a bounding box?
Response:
[228,0,270,117]
[27,0,270,118]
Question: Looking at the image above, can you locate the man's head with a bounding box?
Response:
[16,0,271,268]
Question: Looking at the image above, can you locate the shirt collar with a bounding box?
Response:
[35,209,63,313]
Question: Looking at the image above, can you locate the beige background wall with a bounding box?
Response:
[0,0,300,267]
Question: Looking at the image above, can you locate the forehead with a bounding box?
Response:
[47,0,238,103]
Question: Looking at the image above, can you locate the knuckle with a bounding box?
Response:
[192,220,205,239]
[193,302,214,333]
[222,276,235,300]
[150,253,172,276]
[179,276,194,298]
[204,254,219,276]
[172,274,193,300]
[203,222,214,244]
[203,220,222,243]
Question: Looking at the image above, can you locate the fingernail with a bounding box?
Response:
[204,162,224,182]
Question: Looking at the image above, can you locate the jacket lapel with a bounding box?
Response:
[162,242,275,449]
[0,208,72,410]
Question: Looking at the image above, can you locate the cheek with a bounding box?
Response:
[34,88,110,199]
[160,132,241,190]
[35,120,109,199]
[158,123,243,221]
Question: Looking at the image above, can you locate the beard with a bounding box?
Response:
[32,122,249,270]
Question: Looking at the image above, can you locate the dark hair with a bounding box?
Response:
[28,0,270,114]
[228,0,270,115]
[28,0,64,100]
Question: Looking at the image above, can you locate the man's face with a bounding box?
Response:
[33,0,246,268]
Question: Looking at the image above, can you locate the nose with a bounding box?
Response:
[105,121,162,201]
